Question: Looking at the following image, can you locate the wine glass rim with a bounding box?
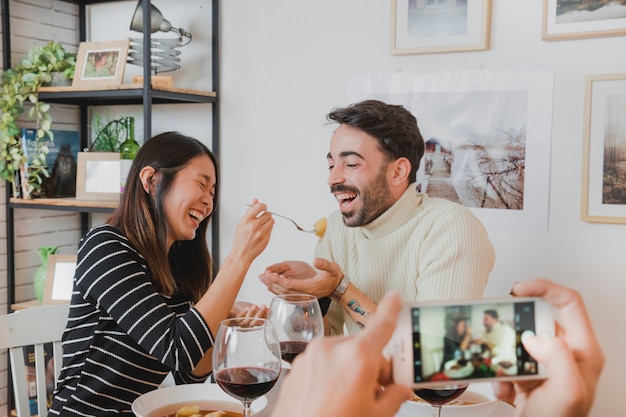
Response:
[272,293,318,303]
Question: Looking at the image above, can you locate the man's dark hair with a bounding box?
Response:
[326,99,425,184]
[484,309,499,319]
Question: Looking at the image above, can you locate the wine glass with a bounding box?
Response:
[212,318,281,417]
[414,384,468,417]
[269,294,324,366]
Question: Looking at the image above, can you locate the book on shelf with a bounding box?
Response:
[19,128,80,198]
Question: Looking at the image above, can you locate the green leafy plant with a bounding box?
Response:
[0,41,76,197]
[91,112,127,152]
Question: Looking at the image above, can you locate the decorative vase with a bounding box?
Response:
[34,246,59,303]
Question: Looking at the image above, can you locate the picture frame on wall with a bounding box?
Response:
[543,0,626,41]
[391,0,491,55]
[581,73,626,224]
[72,40,130,88]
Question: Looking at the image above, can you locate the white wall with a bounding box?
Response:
[1,1,621,416]
[219,2,625,416]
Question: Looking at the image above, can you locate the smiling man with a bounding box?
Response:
[260,100,495,335]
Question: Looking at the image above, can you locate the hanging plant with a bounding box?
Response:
[0,41,76,197]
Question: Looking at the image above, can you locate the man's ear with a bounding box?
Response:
[389,157,411,185]
[139,165,156,194]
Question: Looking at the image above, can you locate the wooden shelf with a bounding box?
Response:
[11,299,44,311]
[12,299,70,311]
[39,84,217,106]
[9,197,117,213]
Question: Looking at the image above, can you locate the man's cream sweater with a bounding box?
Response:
[315,185,496,336]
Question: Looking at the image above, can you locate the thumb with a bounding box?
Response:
[522,332,582,386]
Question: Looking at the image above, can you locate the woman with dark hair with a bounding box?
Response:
[49,132,274,417]
[441,316,472,370]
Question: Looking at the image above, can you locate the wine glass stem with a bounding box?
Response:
[242,402,252,417]
[432,404,442,417]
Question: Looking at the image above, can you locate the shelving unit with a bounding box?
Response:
[2,0,220,413]
[2,0,221,309]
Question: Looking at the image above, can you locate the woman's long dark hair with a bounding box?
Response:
[107,131,219,302]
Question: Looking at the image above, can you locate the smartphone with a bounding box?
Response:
[391,296,555,388]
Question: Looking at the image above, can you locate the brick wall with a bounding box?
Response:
[0,1,80,415]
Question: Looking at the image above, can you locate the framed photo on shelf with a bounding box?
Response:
[43,254,77,304]
[581,73,626,224]
[391,0,491,55]
[76,152,121,201]
[72,40,129,88]
[543,0,626,41]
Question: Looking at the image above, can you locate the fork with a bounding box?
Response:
[246,204,315,233]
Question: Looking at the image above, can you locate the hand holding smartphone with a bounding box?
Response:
[391,296,555,388]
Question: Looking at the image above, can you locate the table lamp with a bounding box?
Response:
[127,0,192,83]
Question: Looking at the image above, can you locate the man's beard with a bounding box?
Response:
[336,167,394,227]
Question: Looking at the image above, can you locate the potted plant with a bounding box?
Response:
[0,40,76,198]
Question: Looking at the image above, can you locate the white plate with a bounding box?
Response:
[443,359,474,379]
[492,356,518,376]
[395,390,506,417]
[132,383,268,417]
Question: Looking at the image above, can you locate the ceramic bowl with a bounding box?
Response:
[132,383,268,417]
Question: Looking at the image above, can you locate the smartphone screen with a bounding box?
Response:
[404,298,548,385]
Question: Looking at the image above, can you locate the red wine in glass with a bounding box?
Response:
[279,340,308,364]
[212,318,281,417]
[414,384,468,417]
[214,366,279,403]
[269,294,324,369]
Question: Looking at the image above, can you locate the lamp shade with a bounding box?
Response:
[130,0,172,33]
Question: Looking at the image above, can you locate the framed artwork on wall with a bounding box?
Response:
[391,0,491,55]
[72,40,129,88]
[581,73,626,224]
[543,0,626,41]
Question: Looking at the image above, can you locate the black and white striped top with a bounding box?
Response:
[48,224,214,416]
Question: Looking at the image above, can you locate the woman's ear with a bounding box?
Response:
[139,166,156,194]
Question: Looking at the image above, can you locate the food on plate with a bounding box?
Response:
[498,360,513,369]
[169,406,238,417]
[314,217,327,239]
[450,358,468,370]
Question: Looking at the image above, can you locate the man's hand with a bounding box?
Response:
[259,258,344,299]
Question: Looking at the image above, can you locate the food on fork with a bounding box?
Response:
[314,217,327,239]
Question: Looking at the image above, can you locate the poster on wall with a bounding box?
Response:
[347,69,554,233]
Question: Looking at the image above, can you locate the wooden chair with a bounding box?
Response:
[0,304,69,417]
